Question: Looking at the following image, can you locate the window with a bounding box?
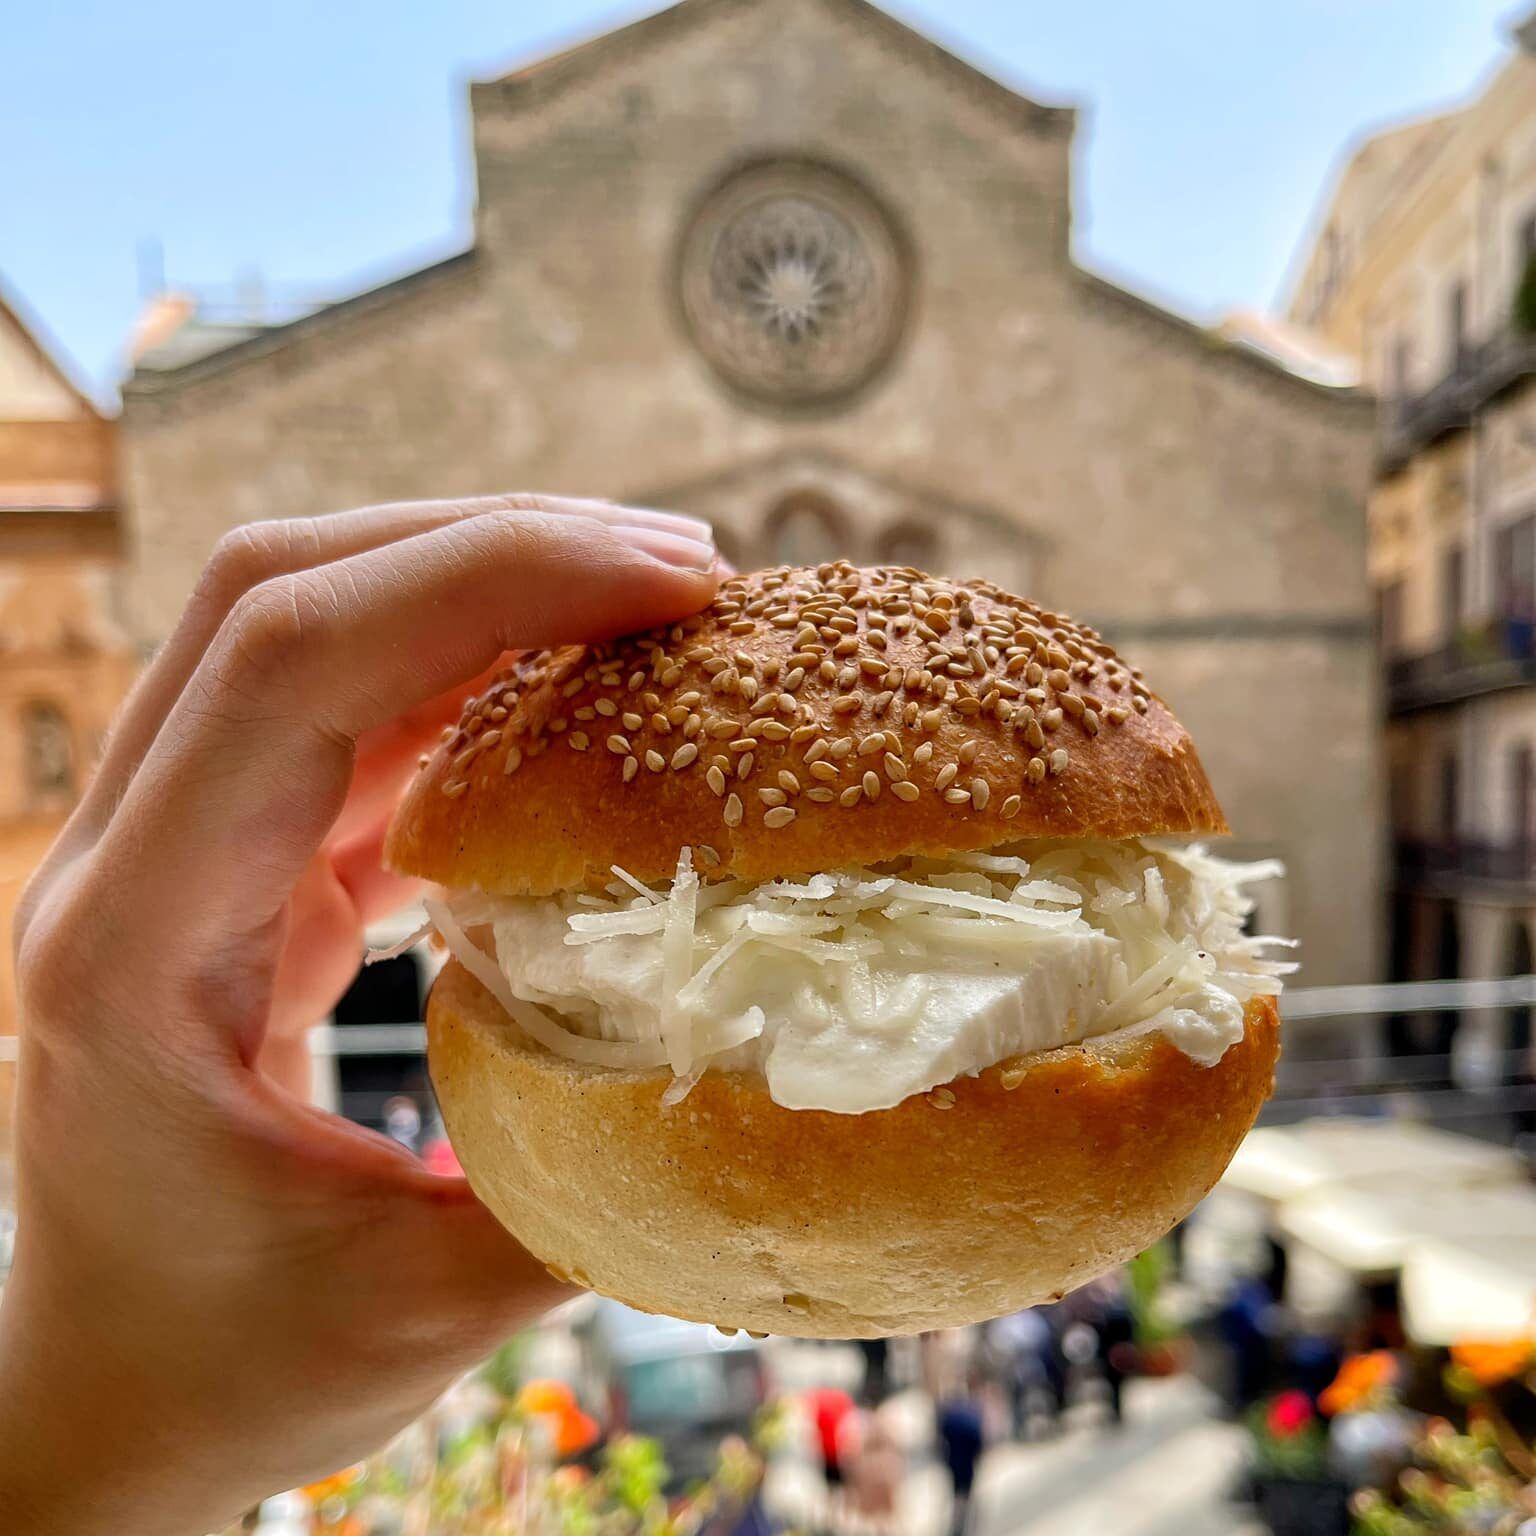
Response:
[1441,544,1464,641]
[1376,579,1405,656]
[23,700,73,805]
[764,492,845,567]
[878,519,938,571]
[1440,752,1459,841]
[1447,280,1468,370]
[1391,333,1412,404]
[1512,744,1534,850]
[1494,514,1536,622]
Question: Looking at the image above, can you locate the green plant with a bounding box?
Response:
[1248,1394,1329,1481]
[1125,1242,1180,1349]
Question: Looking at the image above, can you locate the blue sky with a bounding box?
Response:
[4,0,1523,403]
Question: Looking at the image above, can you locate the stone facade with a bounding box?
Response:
[121,0,1378,1001]
[1289,11,1536,1083]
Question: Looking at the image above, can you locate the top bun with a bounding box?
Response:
[386,563,1227,896]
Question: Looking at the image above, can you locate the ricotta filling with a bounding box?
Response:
[415,837,1293,1115]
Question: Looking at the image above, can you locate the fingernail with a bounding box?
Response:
[621,526,717,571]
[608,506,713,542]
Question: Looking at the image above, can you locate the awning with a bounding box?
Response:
[1402,1237,1536,1346]
[1275,1182,1536,1277]
[1222,1118,1524,1203]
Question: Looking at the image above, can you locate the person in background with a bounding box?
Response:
[856,1337,890,1406]
[381,1094,423,1155]
[806,1384,857,1491]
[1217,1273,1278,1412]
[985,1309,1054,1438]
[935,1372,986,1536]
[1089,1279,1136,1426]
[837,1407,903,1535]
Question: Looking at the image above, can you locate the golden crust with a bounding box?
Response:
[385,564,1227,896]
[427,960,1279,1337]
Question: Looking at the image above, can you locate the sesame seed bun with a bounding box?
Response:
[384,563,1227,895]
[427,959,1279,1337]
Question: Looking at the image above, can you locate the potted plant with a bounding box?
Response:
[1350,1337,1536,1534]
[1124,1242,1190,1377]
[1247,1390,1350,1536]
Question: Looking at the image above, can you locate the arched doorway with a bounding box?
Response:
[764,490,848,567]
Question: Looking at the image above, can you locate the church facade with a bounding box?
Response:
[120,0,1380,994]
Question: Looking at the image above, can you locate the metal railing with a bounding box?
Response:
[1386,617,1536,712]
[1378,325,1536,471]
[1395,836,1536,890]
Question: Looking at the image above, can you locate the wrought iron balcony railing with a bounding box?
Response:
[1386,617,1536,712]
[1379,326,1536,473]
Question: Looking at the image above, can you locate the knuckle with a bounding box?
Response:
[195,522,303,616]
[221,573,320,683]
[14,870,99,1034]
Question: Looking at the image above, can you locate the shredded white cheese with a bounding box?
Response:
[423,838,1294,1113]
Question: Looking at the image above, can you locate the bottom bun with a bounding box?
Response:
[427,959,1279,1337]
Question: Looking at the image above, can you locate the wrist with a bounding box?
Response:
[0,1272,152,1536]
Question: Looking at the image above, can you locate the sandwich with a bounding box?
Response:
[384,562,1287,1336]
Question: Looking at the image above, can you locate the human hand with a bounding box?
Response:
[0,495,718,1534]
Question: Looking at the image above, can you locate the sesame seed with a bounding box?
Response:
[442,779,468,798]
[928,1087,957,1109]
[574,706,596,722]
[832,695,863,714]
[858,733,884,756]
[724,793,744,827]
[838,785,863,808]
[729,737,758,753]
[1107,705,1129,725]
[935,763,958,790]
[809,761,841,783]
[1043,708,1064,731]
[1000,1067,1027,1091]
[959,741,979,766]
[644,750,665,772]
[913,742,934,765]
[921,708,943,732]
[606,734,631,755]
[737,754,754,780]
[806,787,836,803]
[971,777,990,810]
[672,743,699,769]
[944,787,973,805]
[764,806,797,830]
[622,712,643,731]
[562,677,584,698]
[549,717,568,733]
[504,746,523,775]
[595,698,617,717]
[1001,794,1022,818]
[1083,710,1100,736]
[1059,692,1085,717]
[883,753,907,781]
[706,766,726,796]
[862,770,881,800]
[759,788,788,807]
[805,738,829,764]
[1050,749,1069,774]
[778,771,801,795]
[891,779,921,802]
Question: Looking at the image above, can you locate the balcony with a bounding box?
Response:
[1396,835,1536,895]
[1387,616,1536,712]
[1379,325,1536,474]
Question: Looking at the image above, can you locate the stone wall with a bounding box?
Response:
[122,0,1379,985]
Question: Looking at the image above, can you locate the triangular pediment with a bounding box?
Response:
[480,0,1071,142]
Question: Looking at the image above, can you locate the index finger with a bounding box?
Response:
[96,510,717,980]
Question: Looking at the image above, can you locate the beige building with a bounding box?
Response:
[1289,11,1536,1080]
[0,281,134,1167]
[121,0,1378,1010]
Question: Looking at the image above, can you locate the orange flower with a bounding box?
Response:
[302,1464,363,1501]
[1450,1339,1535,1388]
[516,1379,601,1457]
[1320,1352,1397,1416]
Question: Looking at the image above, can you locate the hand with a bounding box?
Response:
[0,495,719,1534]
